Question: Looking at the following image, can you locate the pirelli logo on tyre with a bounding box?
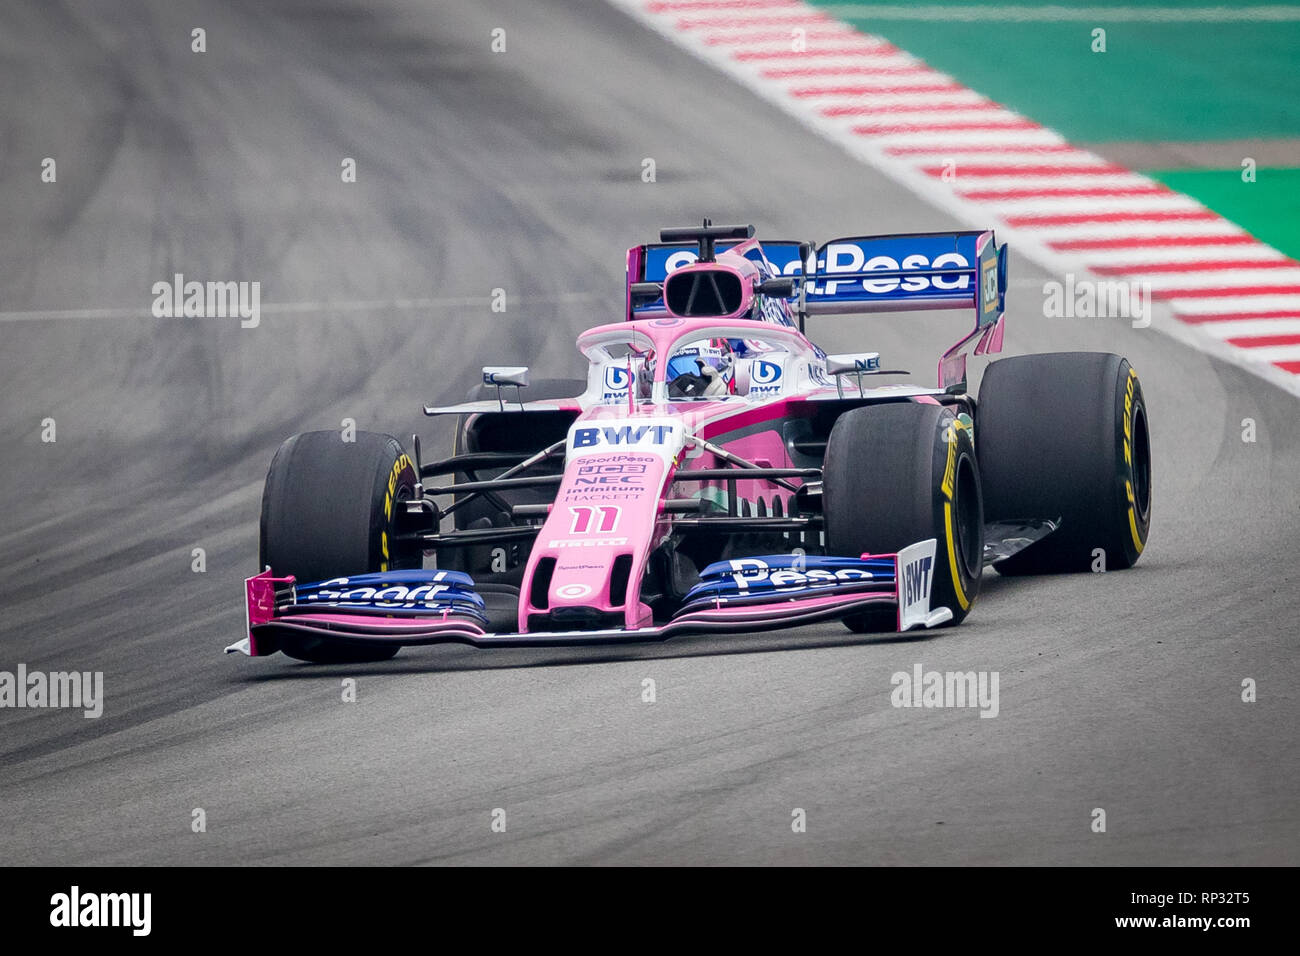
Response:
[941,418,966,500]
[381,453,414,570]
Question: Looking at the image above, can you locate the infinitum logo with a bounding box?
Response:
[50,886,151,936]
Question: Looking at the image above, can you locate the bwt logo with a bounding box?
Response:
[902,555,933,606]
[573,424,675,447]
[752,361,782,386]
[604,366,632,391]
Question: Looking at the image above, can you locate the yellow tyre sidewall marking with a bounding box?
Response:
[940,420,970,612]
[1121,367,1145,555]
[380,453,414,571]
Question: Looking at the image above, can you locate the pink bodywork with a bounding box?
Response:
[244,571,294,657]
[516,316,823,633]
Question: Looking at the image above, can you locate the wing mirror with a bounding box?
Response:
[482,366,530,387]
[482,366,529,410]
[826,353,882,399]
[629,282,663,305]
[825,353,881,375]
[758,277,796,298]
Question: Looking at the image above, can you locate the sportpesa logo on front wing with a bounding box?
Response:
[714,557,878,592]
[299,571,481,610]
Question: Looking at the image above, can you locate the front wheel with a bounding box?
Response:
[259,430,420,663]
[823,402,984,632]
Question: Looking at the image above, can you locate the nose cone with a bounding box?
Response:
[517,417,686,633]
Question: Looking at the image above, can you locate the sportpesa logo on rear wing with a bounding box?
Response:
[630,230,1007,325]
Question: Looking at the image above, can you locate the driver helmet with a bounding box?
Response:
[664,338,735,400]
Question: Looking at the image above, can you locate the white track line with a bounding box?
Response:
[1138,270,1300,291]
[0,292,605,323]
[1167,294,1300,314]
[1079,245,1293,267]
[1193,318,1300,338]
[1019,221,1275,243]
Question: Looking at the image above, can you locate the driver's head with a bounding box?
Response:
[665,338,734,400]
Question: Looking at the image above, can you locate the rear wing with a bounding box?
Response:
[626,230,1008,331]
[802,231,1006,326]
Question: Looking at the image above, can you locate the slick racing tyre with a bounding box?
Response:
[823,402,984,632]
[977,352,1151,574]
[259,430,420,663]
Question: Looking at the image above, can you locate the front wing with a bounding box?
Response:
[226,540,951,656]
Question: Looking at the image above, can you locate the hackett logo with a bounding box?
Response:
[49,886,152,936]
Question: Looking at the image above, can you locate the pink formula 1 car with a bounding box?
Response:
[229,222,1151,663]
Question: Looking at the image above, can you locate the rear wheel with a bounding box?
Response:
[977,352,1151,574]
[259,430,420,663]
[823,402,983,632]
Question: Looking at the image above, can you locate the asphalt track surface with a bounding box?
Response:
[0,0,1296,865]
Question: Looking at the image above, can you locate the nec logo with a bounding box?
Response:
[573,475,641,485]
[574,424,675,447]
[902,555,933,606]
[752,361,782,387]
[604,366,632,392]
